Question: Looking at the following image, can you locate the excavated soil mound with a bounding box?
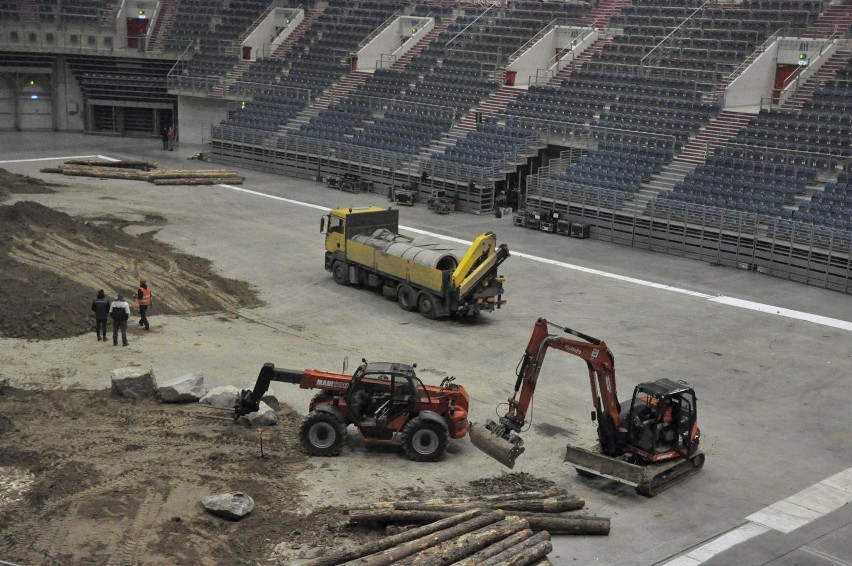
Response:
[0,194,262,340]
[0,387,316,565]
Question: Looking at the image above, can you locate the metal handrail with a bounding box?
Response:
[640,0,711,68]
[506,18,558,65]
[445,2,498,47]
[357,9,401,49]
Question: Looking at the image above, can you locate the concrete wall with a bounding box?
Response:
[359,17,432,71]
[245,8,304,60]
[725,42,778,109]
[54,56,85,131]
[177,95,230,144]
[506,26,598,87]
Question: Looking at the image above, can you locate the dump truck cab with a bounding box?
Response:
[323,206,398,262]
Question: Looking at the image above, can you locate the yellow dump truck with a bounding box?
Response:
[323,206,509,318]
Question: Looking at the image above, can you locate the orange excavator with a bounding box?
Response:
[470,318,704,496]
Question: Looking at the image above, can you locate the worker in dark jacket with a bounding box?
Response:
[110,293,131,347]
[91,289,110,342]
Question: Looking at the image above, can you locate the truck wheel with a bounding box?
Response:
[397,285,416,311]
[400,417,448,462]
[417,293,438,319]
[332,261,348,285]
[300,411,346,456]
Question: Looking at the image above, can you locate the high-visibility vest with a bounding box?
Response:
[137,286,152,306]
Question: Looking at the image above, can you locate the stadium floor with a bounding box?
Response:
[1,131,851,566]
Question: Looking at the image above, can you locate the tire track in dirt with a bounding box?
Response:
[10,234,234,314]
[112,490,164,566]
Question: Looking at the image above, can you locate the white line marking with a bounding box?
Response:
[663,523,769,565]
[0,155,97,164]
[709,297,852,331]
[214,186,850,332]
[2,160,848,333]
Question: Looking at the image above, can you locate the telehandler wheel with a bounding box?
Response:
[299,411,346,456]
[332,261,348,285]
[397,285,417,311]
[400,417,448,462]
[417,293,438,319]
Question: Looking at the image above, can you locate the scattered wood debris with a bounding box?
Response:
[302,489,610,565]
[306,509,555,566]
[40,159,243,186]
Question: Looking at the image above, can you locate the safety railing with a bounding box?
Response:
[506,18,558,66]
[639,0,711,70]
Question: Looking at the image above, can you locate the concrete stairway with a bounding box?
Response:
[451,86,523,134]
[673,111,754,165]
[802,5,852,39]
[147,0,177,52]
[271,8,325,60]
[210,60,253,98]
[623,161,697,214]
[277,71,371,133]
[580,0,632,28]
[391,17,454,71]
[309,71,371,111]
[549,36,612,85]
[783,49,852,111]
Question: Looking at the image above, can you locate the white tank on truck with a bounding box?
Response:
[322,206,509,319]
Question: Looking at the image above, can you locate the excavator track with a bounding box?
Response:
[565,444,705,497]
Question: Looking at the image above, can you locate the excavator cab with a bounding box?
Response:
[623,379,699,461]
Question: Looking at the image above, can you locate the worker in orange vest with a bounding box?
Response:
[136,278,152,330]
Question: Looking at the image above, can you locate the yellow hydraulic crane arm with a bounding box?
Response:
[452,232,499,297]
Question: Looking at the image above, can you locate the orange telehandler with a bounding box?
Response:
[234,360,469,462]
[470,318,704,496]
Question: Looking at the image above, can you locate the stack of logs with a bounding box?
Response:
[41,159,244,186]
[305,490,609,565]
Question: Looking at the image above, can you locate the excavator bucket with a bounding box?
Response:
[469,421,525,469]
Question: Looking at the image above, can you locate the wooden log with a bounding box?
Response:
[476,531,553,566]
[333,510,507,566]
[147,168,239,179]
[352,490,567,511]
[348,509,460,527]
[450,528,534,566]
[396,518,529,566]
[39,167,64,174]
[519,514,609,535]
[149,177,244,186]
[394,495,584,514]
[306,509,485,566]
[385,524,419,536]
[347,509,609,535]
[59,165,150,181]
[530,560,551,566]
[63,159,154,170]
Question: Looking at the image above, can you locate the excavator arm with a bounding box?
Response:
[470,318,621,468]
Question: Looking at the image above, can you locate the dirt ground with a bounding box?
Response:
[0,168,263,340]
[0,168,559,565]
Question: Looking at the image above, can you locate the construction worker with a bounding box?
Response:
[136,278,152,330]
[91,289,110,342]
[109,293,131,347]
